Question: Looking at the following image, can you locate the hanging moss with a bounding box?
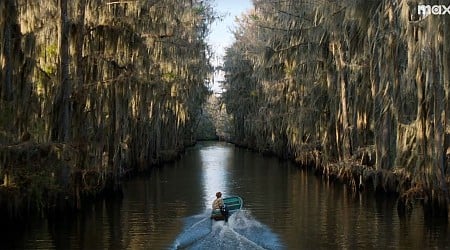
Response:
[222,0,449,217]
[0,0,216,219]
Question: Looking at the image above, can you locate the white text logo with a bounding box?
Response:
[418,5,450,16]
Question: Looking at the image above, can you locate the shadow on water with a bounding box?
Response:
[172,209,284,250]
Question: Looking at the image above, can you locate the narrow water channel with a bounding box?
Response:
[3,142,449,249]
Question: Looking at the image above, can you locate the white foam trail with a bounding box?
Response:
[226,226,266,250]
[186,216,209,231]
[171,210,284,250]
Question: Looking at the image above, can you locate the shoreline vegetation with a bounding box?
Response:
[0,140,189,222]
[221,0,450,219]
[232,140,449,218]
[0,0,215,222]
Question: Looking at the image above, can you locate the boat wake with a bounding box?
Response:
[171,210,284,249]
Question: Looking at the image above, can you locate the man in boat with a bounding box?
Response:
[212,192,229,222]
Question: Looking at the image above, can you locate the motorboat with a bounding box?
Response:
[210,196,243,221]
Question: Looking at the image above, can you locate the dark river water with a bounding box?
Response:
[4,141,450,249]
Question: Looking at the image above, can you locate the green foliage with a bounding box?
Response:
[42,64,56,76]
[249,14,259,21]
[39,44,58,76]
[44,43,58,58]
[162,72,177,82]
[193,6,206,15]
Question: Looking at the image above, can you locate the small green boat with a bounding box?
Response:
[211,196,244,221]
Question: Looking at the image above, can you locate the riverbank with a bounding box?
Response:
[231,139,450,219]
[1,138,448,222]
[0,140,189,222]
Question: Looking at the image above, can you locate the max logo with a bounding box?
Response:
[418,5,450,16]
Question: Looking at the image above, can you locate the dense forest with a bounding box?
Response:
[222,0,449,215]
[0,0,214,215]
[1,0,449,220]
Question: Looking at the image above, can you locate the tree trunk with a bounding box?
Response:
[1,0,14,101]
[335,41,351,160]
[339,69,351,159]
[444,10,450,177]
[432,37,447,193]
[54,0,71,142]
[323,66,337,160]
[416,63,428,185]
[73,0,86,142]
